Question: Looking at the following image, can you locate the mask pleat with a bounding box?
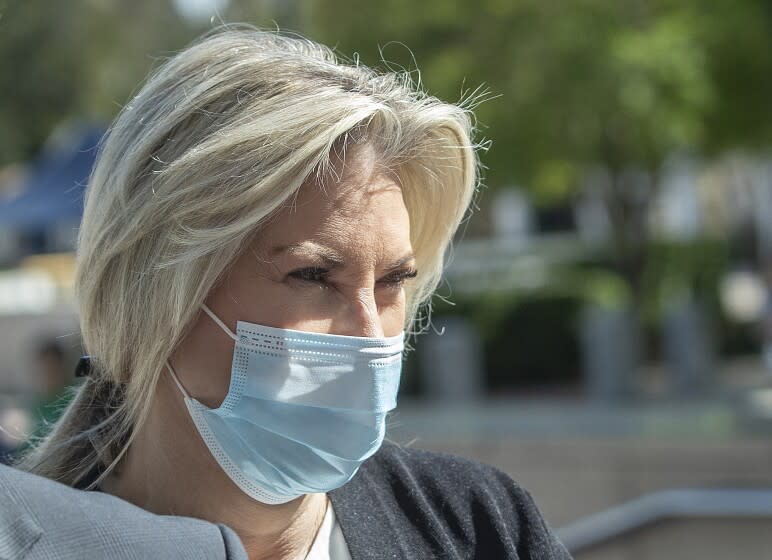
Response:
[220,397,387,462]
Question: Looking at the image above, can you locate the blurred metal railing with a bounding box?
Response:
[556,488,772,553]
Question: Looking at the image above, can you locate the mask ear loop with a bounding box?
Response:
[165,361,191,400]
[201,303,239,342]
[166,305,235,401]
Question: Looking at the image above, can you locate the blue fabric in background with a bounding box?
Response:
[0,123,104,232]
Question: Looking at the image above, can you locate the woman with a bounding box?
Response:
[21,26,571,559]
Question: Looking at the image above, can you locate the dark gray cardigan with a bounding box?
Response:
[330,442,572,559]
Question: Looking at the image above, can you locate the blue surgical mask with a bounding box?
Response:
[166,304,404,505]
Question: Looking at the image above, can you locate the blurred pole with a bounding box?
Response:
[574,165,612,245]
[580,304,639,401]
[748,160,772,376]
[663,297,716,396]
[751,159,772,265]
[491,188,533,247]
[419,316,485,402]
[0,227,19,265]
[656,156,701,241]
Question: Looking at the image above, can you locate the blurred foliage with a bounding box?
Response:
[483,295,584,390]
[3,0,769,305]
[1,0,771,188]
[1,0,767,392]
[409,238,737,391]
[0,0,193,163]
[416,285,584,391]
[638,238,729,326]
[309,0,772,302]
[419,268,586,390]
[309,0,772,190]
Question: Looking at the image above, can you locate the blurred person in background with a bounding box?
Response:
[29,339,74,442]
[0,339,70,464]
[0,406,32,465]
[18,26,570,560]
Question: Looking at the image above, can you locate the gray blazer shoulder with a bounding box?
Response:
[0,464,247,560]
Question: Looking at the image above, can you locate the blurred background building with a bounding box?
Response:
[2,1,772,557]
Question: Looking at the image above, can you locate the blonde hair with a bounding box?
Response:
[19,25,481,487]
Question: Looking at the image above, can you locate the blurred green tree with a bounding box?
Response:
[2,0,772,297]
[0,0,194,164]
[308,0,772,297]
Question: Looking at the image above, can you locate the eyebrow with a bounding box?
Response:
[270,242,416,271]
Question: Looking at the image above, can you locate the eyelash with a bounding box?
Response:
[289,267,418,288]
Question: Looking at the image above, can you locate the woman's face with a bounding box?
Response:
[170,144,416,407]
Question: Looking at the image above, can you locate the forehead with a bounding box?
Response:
[253,144,412,259]
[309,142,401,210]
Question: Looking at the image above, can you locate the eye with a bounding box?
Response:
[288,267,329,285]
[287,266,418,289]
[379,268,418,289]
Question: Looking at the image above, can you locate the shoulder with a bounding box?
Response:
[369,440,522,491]
[332,442,572,559]
[364,441,545,516]
[0,464,246,560]
[380,443,573,560]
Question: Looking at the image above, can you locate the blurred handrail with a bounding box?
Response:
[556,488,772,553]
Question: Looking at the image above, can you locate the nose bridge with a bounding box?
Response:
[344,286,384,338]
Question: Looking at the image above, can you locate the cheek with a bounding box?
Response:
[377,290,408,335]
[220,264,325,326]
[242,290,319,326]
[260,285,408,336]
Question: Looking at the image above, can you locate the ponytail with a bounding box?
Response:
[18,373,128,489]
